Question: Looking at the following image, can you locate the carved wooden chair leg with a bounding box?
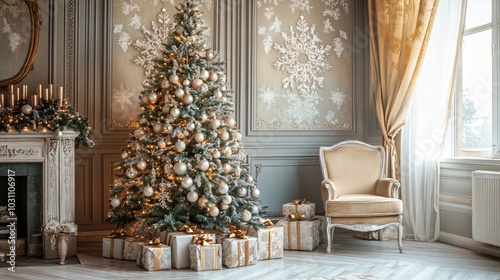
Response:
[378,229,384,241]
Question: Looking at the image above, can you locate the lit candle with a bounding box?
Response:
[37,84,43,101]
[8,93,14,108]
[44,89,49,101]
[15,88,20,102]
[0,94,4,108]
[22,85,28,100]
[8,85,14,94]
[57,86,64,107]
[48,84,53,99]
[31,95,38,107]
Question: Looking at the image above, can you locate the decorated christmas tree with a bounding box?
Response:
[108,0,264,234]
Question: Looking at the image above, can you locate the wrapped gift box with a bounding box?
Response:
[137,243,171,271]
[282,201,315,220]
[159,231,216,269]
[222,237,258,268]
[252,226,284,260]
[315,215,327,245]
[189,243,222,271]
[123,238,144,261]
[102,237,124,259]
[277,219,319,251]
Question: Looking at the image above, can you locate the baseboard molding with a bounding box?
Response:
[439,231,500,258]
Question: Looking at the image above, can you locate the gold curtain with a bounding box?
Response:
[369,0,438,179]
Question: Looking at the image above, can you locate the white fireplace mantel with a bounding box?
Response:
[0,129,78,259]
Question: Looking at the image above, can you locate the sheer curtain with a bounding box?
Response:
[401,0,467,241]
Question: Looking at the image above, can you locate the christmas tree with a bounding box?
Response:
[108,0,264,234]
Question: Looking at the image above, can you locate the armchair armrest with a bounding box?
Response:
[375,178,401,198]
[321,179,337,202]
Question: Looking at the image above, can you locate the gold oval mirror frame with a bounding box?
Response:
[0,0,41,88]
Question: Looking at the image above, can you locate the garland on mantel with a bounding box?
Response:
[0,100,94,148]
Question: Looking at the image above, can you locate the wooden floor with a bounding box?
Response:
[2,232,500,280]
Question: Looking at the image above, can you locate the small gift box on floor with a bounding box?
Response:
[123,237,145,261]
[277,219,319,251]
[242,219,284,260]
[314,215,327,245]
[102,229,126,259]
[282,198,315,220]
[221,227,258,268]
[160,223,216,269]
[137,238,171,271]
[189,234,222,271]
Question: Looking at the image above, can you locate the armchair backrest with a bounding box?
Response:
[319,140,386,197]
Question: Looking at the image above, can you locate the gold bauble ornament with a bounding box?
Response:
[169,74,180,84]
[157,140,166,148]
[153,123,163,133]
[206,49,214,60]
[208,72,218,82]
[158,78,170,89]
[192,78,203,89]
[148,92,158,104]
[137,160,147,170]
[183,94,194,105]
[209,205,219,217]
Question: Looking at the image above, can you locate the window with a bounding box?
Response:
[452,0,495,158]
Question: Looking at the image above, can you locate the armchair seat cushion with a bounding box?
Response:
[326,194,402,217]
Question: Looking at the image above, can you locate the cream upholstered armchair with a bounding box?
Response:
[319,140,403,253]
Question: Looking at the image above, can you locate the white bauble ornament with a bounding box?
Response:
[199,159,209,171]
[218,182,229,194]
[221,194,232,205]
[211,119,221,129]
[220,74,226,83]
[200,84,209,93]
[183,94,194,105]
[200,69,209,80]
[143,186,154,197]
[181,176,193,188]
[222,163,232,173]
[246,175,254,183]
[153,123,163,133]
[249,205,259,215]
[22,104,33,115]
[183,79,190,86]
[221,86,227,91]
[200,113,208,122]
[219,130,229,141]
[222,97,227,102]
[192,78,203,89]
[175,140,186,152]
[159,78,169,89]
[241,210,252,222]
[121,152,128,159]
[162,105,170,114]
[175,88,185,98]
[148,92,158,104]
[164,125,173,133]
[213,150,221,159]
[173,161,187,175]
[126,167,138,178]
[206,49,214,60]
[220,203,229,210]
[110,197,120,208]
[194,132,205,143]
[209,205,219,217]
[223,147,232,157]
[251,188,260,198]
[234,166,241,177]
[169,74,180,84]
[187,191,198,202]
[197,197,208,208]
[137,160,147,170]
[186,122,195,131]
[225,117,236,128]
[139,118,148,125]
[170,107,181,118]
[140,95,149,105]
[237,187,247,197]
[157,140,166,149]
[208,72,218,82]
[214,89,222,99]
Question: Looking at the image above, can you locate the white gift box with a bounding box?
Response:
[282,201,316,220]
[123,238,144,260]
[189,244,222,271]
[277,219,319,251]
[102,237,124,259]
[221,237,258,268]
[160,231,216,269]
[252,226,284,260]
[137,243,171,271]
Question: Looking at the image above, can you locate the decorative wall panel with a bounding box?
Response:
[110,0,214,128]
[254,0,352,131]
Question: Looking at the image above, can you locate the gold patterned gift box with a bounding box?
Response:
[277,219,319,251]
[102,237,124,259]
[158,231,216,269]
[137,243,172,271]
[123,238,145,261]
[221,237,258,268]
[314,215,327,245]
[189,243,222,271]
[242,224,284,261]
[282,199,316,220]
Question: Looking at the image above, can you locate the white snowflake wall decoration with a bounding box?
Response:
[258,26,266,35]
[323,18,334,33]
[284,91,321,125]
[129,13,142,30]
[269,16,282,33]
[325,111,339,126]
[117,31,132,52]
[329,88,346,110]
[259,86,278,109]
[264,7,274,20]
[273,15,332,92]
[122,0,140,15]
[290,0,313,14]
[333,37,344,57]
[113,82,135,110]
[262,35,273,55]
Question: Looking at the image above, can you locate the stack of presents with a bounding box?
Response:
[102,199,326,271]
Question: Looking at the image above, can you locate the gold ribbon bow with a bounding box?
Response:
[227,225,248,239]
[288,214,307,221]
[258,218,274,226]
[292,198,309,205]
[108,229,126,239]
[178,223,204,234]
[193,234,213,246]
[147,237,161,245]
[290,198,309,220]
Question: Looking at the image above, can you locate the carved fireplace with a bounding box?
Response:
[0,129,78,259]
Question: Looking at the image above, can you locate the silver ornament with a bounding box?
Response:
[143,186,154,197]
[246,175,254,183]
[54,129,63,138]
[110,197,120,208]
[169,74,180,84]
[173,161,187,175]
[126,167,138,178]
[222,194,232,205]
[175,88,185,98]
[175,140,186,152]
[163,125,173,133]
[199,159,209,171]
[186,122,196,131]
[200,69,209,80]
[221,203,229,210]
[223,163,232,173]
[22,104,33,115]
[187,190,198,202]
[213,150,221,159]
[148,92,158,104]
[181,176,193,188]
[153,123,163,133]
[211,119,221,129]
[183,79,190,86]
[194,132,205,143]
[170,107,181,118]
[237,187,247,197]
[137,160,147,170]
[218,182,229,194]
[200,113,208,122]
[183,94,194,105]
[251,188,260,198]
[241,210,252,222]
